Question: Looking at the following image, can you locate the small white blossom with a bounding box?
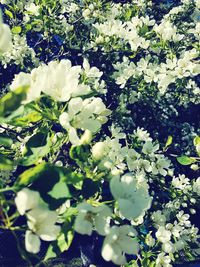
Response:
[151,210,166,226]
[74,203,111,236]
[145,232,155,247]
[101,225,139,265]
[193,177,200,195]
[91,141,107,160]
[176,211,191,227]
[156,226,171,243]
[156,253,172,267]
[142,141,159,155]
[172,174,191,192]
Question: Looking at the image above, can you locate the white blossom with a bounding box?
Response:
[156,226,171,243]
[101,225,139,265]
[74,203,111,236]
[0,20,12,53]
[156,253,172,267]
[15,188,40,215]
[110,173,152,220]
[91,141,107,160]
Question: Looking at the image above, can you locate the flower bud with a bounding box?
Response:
[80,130,92,145]
[91,141,106,160]
[191,164,199,171]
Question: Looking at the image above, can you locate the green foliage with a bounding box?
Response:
[164,135,173,150]
[15,162,84,208]
[4,9,13,19]
[44,208,76,261]
[0,86,29,118]
[11,26,22,34]
[69,145,90,163]
[0,154,14,170]
[20,131,51,166]
[177,155,196,165]
[0,136,13,147]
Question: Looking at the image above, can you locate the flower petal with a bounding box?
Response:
[25,231,41,254]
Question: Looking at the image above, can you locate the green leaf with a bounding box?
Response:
[57,166,84,185]
[69,145,90,163]
[16,163,81,209]
[0,86,29,118]
[20,132,51,166]
[25,24,32,31]
[48,181,71,200]
[164,135,173,149]
[16,162,48,187]
[1,103,42,126]
[44,217,74,261]
[142,258,150,267]
[149,261,156,267]
[0,154,14,170]
[177,155,196,165]
[0,136,13,147]
[11,26,22,34]
[10,111,42,126]
[58,218,74,252]
[194,136,200,156]
[5,9,13,19]
[194,136,200,146]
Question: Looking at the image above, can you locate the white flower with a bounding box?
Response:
[156,226,171,243]
[193,177,200,195]
[162,242,174,253]
[40,60,82,102]
[74,203,111,236]
[151,155,171,176]
[10,72,31,91]
[156,253,172,267]
[110,173,152,220]
[27,207,60,241]
[174,240,185,251]
[59,97,110,145]
[15,188,60,254]
[25,230,41,254]
[145,232,155,247]
[83,58,103,78]
[91,141,107,160]
[82,9,91,18]
[10,59,101,103]
[15,188,40,215]
[154,20,178,42]
[172,174,190,191]
[176,211,191,227]
[151,210,166,226]
[166,223,182,238]
[142,141,159,155]
[0,17,12,53]
[24,207,60,254]
[101,225,139,265]
[59,112,71,130]
[25,3,40,15]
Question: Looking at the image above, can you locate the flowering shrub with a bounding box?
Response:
[0,0,200,266]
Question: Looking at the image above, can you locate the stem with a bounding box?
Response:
[0,186,17,193]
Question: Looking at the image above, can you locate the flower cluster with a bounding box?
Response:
[0,0,200,267]
[15,188,60,254]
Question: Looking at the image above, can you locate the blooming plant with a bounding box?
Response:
[0,0,200,266]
